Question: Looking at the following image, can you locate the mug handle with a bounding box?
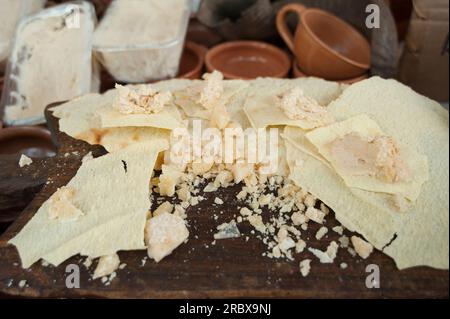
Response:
[276,3,306,53]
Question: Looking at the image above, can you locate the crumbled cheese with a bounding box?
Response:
[158,165,182,197]
[304,194,316,208]
[203,182,218,192]
[153,201,174,217]
[114,84,172,114]
[247,215,266,233]
[340,262,348,269]
[277,87,333,127]
[339,235,350,248]
[176,184,191,202]
[332,226,344,235]
[93,254,120,279]
[83,257,92,269]
[305,207,325,224]
[330,133,410,183]
[197,70,224,110]
[320,203,330,215]
[18,280,27,288]
[214,197,224,205]
[308,241,339,264]
[315,226,328,240]
[19,154,33,167]
[210,103,230,130]
[291,212,308,226]
[351,236,374,259]
[231,163,254,184]
[145,213,189,262]
[240,207,252,216]
[295,239,306,253]
[299,259,311,277]
[192,162,214,176]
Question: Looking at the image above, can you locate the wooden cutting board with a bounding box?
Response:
[0,106,448,298]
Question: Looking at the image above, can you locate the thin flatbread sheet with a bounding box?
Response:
[51,91,170,153]
[282,126,330,168]
[326,77,449,270]
[243,78,343,129]
[285,139,398,250]
[174,80,248,120]
[97,103,183,130]
[9,142,168,268]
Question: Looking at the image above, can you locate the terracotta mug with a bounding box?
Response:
[276,3,371,80]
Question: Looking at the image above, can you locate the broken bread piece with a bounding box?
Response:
[145,213,189,262]
[9,142,168,268]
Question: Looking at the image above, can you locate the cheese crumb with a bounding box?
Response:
[19,154,33,167]
[145,213,189,262]
[93,254,120,279]
[315,226,328,240]
[114,84,172,114]
[247,215,266,233]
[351,236,374,259]
[152,201,174,217]
[305,207,325,224]
[277,87,333,127]
[308,241,339,263]
[332,226,344,235]
[197,70,224,110]
[214,197,224,205]
[299,259,311,277]
[295,239,306,253]
[18,280,27,288]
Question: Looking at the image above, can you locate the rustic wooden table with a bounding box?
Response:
[0,106,448,298]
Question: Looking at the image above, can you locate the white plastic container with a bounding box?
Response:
[0,0,46,66]
[93,0,190,83]
[1,1,98,126]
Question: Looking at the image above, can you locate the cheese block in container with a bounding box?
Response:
[0,0,46,68]
[0,1,98,126]
[92,0,190,83]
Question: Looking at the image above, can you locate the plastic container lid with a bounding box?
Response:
[0,1,97,126]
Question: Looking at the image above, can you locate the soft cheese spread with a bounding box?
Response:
[114,84,173,115]
[329,133,411,183]
[277,87,334,127]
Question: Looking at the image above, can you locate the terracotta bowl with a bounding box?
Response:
[277,3,371,80]
[177,41,207,80]
[292,60,368,84]
[0,126,56,157]
[205,41,291,79]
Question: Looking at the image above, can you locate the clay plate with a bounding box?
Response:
[0,126,56,157]
[177,41,207,80]
[292,60,368,84]
[205,41,291,79]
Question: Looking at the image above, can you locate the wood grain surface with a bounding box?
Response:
[0,106,448,299]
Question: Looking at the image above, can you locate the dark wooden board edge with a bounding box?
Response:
[0,105,448,299]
